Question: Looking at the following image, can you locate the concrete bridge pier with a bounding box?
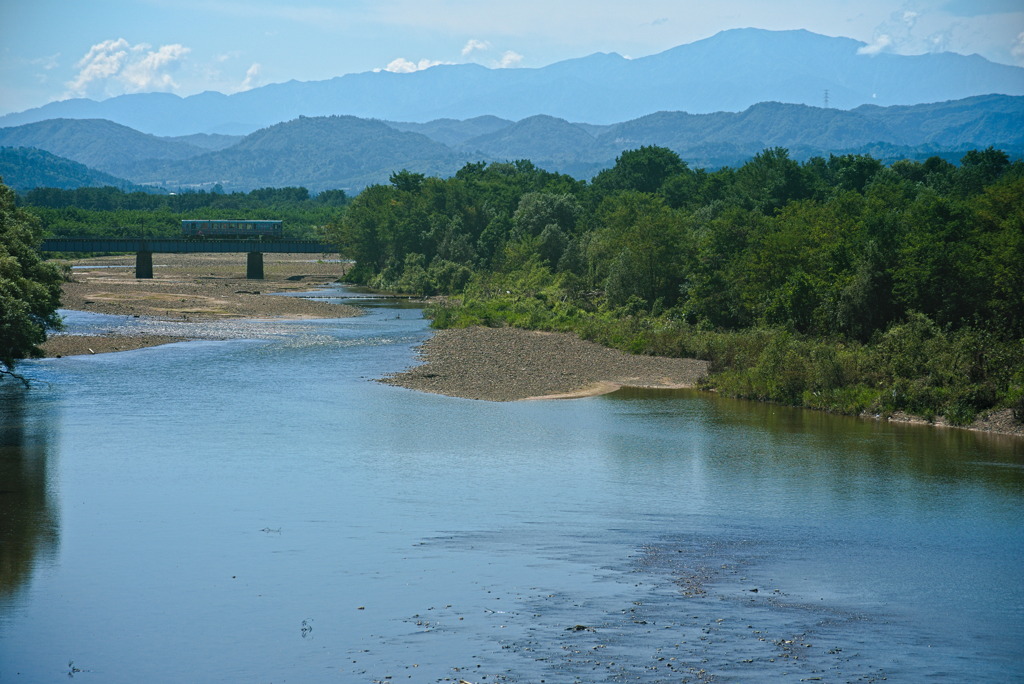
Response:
[247,251,264,279]
[136,250,153,279]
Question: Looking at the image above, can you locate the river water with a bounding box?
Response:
[1,292,1022,683]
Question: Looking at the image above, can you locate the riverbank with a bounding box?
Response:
[41,253,360,357]
[383,325,1024,437]
[380,326,710,401]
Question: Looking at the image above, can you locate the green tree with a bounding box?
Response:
[828,154,883,193]
[0,180,64,382]
[588,191,692,307]
[390,169,426,193]
[955,147,1011,196]
[733,147,809,214]
[511,192,582,238]
[591,146,687,196]
[892,192,987,328]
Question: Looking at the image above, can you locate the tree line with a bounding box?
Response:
[18,185,348,240]
[327,146,1024,424]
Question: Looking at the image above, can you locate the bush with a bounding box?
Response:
[1006,386,1024,422]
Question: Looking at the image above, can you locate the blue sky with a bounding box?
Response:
[2,0,1022,116]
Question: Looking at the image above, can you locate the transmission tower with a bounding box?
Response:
[823,89,830,109]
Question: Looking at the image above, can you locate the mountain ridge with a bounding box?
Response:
[2,28,1022,136]
[2,95,1021,193]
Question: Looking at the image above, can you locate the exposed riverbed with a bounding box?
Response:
[40,253,360,358]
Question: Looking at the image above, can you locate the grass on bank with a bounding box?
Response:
[427,292,1024,427]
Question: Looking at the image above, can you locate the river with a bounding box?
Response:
[1,292,1022,683]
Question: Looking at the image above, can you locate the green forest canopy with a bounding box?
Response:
[327,146,1024,424]
[331,147,1022,337]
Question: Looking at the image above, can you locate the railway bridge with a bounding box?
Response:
[41,237,336,279]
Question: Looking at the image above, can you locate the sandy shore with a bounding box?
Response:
[380,326,711,401]
[41,253,360,357]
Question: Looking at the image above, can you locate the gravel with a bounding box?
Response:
[380,326,711,401]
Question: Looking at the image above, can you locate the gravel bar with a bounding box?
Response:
[380,326,711,401]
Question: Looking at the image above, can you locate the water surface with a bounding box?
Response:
[1,295,1021,683]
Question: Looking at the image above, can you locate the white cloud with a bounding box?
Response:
[65,39,190,98]
[926,30,951,53]
[240,63,262,90]
[857,34,893,55]
[460,39,522,68]
[496,50,524,68]
[1013,32,1024,63]
[67,38,131,94]
[121,43,190,91]
[856,6,992,58]
[462,39,490,56]
[379,57,447,73]
[858,6,919,56]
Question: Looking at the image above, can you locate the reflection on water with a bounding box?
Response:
[0,301,1021,683]
[608,386,1024,492]
[0,385,59,599]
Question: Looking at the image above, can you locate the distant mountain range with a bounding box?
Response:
[2,29,1023,137]
[1,94,1020,193]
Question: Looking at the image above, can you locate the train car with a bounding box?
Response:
[182,219,283,239]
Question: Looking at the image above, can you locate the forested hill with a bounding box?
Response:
[0,118,213,171]
[2,95,1022,193]
[0,147,142,192]
[131,116,462,193]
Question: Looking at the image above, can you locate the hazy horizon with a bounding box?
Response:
[2,0,1023,117]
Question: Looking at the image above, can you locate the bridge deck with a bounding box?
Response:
[41,238,333,254]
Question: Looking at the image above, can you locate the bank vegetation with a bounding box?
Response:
[328,147,1024,426]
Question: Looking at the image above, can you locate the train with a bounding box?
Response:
[181,219,283,239]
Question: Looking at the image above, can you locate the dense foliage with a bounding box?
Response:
[19,185,349,240]
[328,146,1024,424]
[0,180,64,382]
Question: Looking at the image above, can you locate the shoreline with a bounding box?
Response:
[382,326,1024,438]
